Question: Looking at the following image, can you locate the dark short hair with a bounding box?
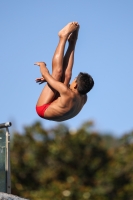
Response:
[76,72,94,95]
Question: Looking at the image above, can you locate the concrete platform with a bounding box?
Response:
[0,193,29,200]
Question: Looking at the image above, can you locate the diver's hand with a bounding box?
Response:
[35,76,46,85]
[34,62,49,78]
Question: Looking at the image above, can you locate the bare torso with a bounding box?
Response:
[44,90,87,121]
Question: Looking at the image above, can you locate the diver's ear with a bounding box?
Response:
[74,82,77,89]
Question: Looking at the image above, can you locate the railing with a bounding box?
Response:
[0,122,12,194]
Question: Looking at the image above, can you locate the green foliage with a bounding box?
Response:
[10,121,133,200]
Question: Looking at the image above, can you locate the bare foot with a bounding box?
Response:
[58,22,79,39]
[68,25,80,44]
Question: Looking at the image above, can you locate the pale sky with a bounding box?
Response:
[1,1,133,136]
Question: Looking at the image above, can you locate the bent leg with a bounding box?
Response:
[36,22,79,106]
[36,35,67,106]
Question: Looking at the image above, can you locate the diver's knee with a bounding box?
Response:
[52,67,63,80]
[65,71,72,82]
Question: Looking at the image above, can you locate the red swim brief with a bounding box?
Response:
[36,103,51,118]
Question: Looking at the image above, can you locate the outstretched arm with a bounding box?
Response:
[35,62,68,95]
